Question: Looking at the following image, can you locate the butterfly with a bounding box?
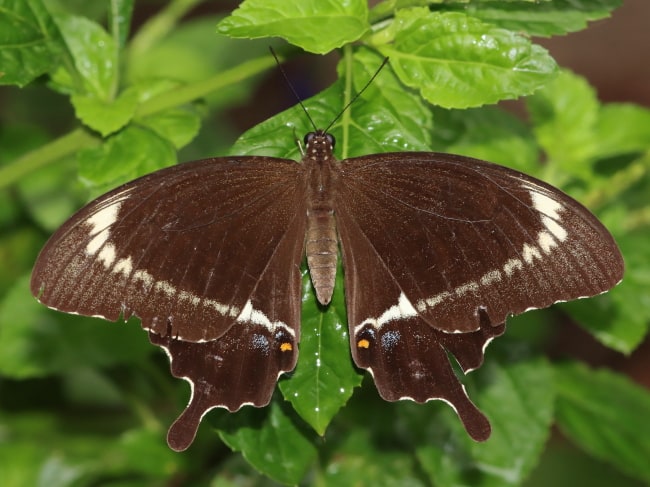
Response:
[31,119,623,451]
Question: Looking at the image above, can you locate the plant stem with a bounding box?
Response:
[583,154,649,210]
[135,54,278,118]
[340,44,354,161]
[109,0,134,99]
[0,129,99,190]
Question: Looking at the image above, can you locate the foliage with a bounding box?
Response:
[1,0,649,485]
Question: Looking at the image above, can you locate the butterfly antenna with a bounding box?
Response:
[323,56,389,134]
[270,47,319,133]
[270,47,390,134]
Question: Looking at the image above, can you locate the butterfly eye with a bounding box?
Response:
[326,133,335,149]
[304,132,315,146]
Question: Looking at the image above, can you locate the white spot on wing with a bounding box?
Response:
[87,203,122,235]
[383,293,417,324]
[251,334,270,353]
[417,291,451,312]
[529,187,568,244]
[530,191,563,220]
[455,281,479,297]
[130,268,241,324]
[205,298,239,317]
[113,257,133,276]
[480,270,502,286]
[522,243,542,264]
[84,200,125,262]
[236,300,295,336]
[503,258,523,276]
[179,290,201,306]
[133,269,154,288]
[538,231,557,253]
[356,293,417,331]
[97,243,116,267]
[155,280,176,297]
[542,215,568,242]
[86,230,110,255]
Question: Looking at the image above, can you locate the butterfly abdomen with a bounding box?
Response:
[305,201,338,306]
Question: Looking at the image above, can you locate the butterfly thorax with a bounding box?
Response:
[304,130,339,305]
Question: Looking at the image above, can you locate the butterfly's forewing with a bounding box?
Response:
[31,156,307,342]
[31,156,308,449]
[336,152,622,333]
[334,152,623,438]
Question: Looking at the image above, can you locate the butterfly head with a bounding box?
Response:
[304,130,336,162]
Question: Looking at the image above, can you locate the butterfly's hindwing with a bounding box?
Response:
[150,321,298,452]
[354,314,505,441]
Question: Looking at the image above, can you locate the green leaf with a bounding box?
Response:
[318,427,427,486]
[345,47,434,156]
[527,70,599,178]
[0,440,44,487]
[377,10,557,108]
[525,438,646,487]
[216,402,317,484]
[453,0,622,37]
[416,356,554,486]
[279,268,361,435]
[555,362,650,483]
[117,429,180,478]
[217,0,369,54]
[16,159,82,229]
[0,0,61,86]
[17,153,84,230]
[0,410,184,486]
[0,275,151,378]
[52,13,117,99]
[593,103,650,158]
[429,106,539,174]
[0,416,79,487]
[0,124,62,230]
[71,87,139,136]
[0,228,43,299]
[139,107,201,149]
[127,16,252,84]
[77,125,176,191]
